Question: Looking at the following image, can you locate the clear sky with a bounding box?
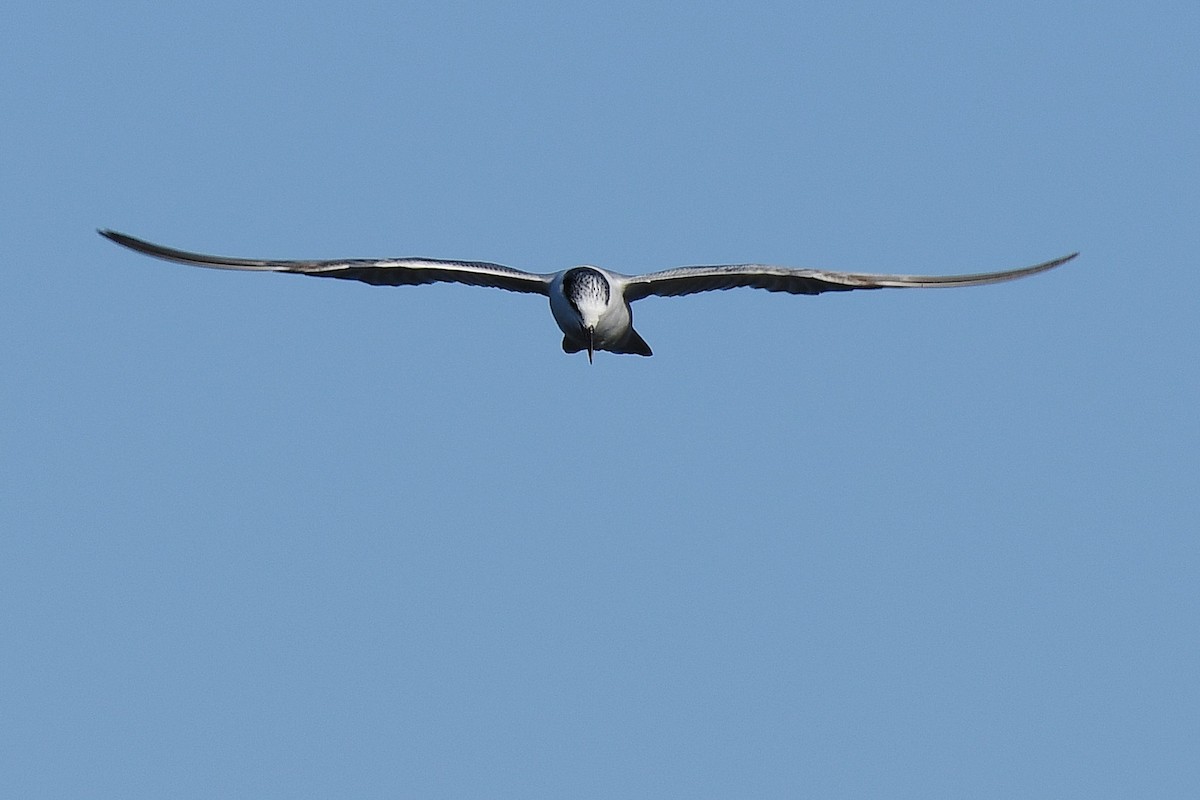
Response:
[3,2,1197,797]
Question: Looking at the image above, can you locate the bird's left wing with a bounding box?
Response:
[99,230,553,296]
[622,252,1077,301]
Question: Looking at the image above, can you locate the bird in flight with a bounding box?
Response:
[99,229,1076,362]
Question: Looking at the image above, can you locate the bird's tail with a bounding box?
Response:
[611,328,653,357]
[561,328,653,358]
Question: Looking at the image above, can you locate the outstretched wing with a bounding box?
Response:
[98,230,553,296]
[621,252,1077,301]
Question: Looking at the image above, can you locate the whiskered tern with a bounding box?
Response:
[99,230,1076,361]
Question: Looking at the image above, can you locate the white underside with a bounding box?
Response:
[548,268,633,350]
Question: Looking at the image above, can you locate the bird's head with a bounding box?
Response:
[562,267,610,362]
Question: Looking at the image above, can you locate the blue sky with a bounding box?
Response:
[3,2,1197,797]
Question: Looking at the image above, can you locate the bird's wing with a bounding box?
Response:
[621,252,1077,301]
[98,230,553,296]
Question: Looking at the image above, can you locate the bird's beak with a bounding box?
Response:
[586,326,595,364]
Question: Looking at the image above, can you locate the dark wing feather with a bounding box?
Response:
[622,253,1078,302]
[98,230,552,296]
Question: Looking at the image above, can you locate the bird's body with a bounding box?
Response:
[98,229,1076,360]
[551,266,649,361]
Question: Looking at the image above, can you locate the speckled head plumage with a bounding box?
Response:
[562,267,610,315]
[559,267,613,363]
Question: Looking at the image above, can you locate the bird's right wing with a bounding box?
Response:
[622,253,1078,301]
[99,230,554,296]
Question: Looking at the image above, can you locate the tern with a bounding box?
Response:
[99,229,1076,361]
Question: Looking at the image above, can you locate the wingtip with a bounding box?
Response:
[97,229,153,253]
[1048,251,1080,270]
